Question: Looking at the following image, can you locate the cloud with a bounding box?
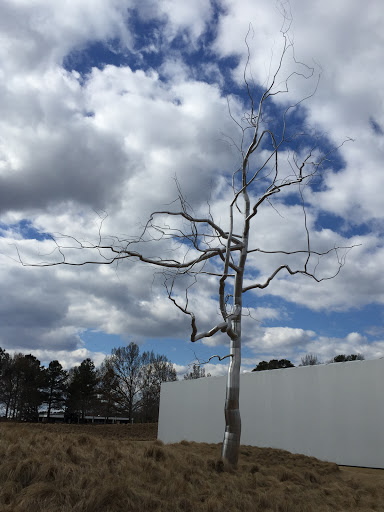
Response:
[11,347,108,370]
[213,0,384,229]
[252,234,384,311]
[0,0,383,370]
[242,328,384,370]
[246,327,315,352]
[0,0,136,75]
[302,332,384,364]
[142,0,213,45]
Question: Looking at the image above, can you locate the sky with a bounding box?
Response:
[0,0,384,378]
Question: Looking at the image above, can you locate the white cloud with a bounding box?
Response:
[214,0,384,228]
[252,234,384,311]
[242,328,384,368]
[0,0,134,73]
[148,0,213,45]
[345,332,366,344]
[0,0,383,370]
[302,331,384,364]
[5,347,107,370]
[246,326,315,352]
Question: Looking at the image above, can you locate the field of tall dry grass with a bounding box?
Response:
[0,422,383,511]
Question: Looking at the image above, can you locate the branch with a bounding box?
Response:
[190,304,240,342]
[196,354,233,365]
[247,245,361,257]
[165,275,240,342]
[242,244,358,293]
[145,210,241,244]
[17,237,244,271]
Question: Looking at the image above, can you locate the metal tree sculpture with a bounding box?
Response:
[20,29,356,467]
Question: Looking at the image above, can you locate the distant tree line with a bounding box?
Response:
[0,343,180,423]
[329,354,364,363]
[1,343,366,422]
[300,353,364,366]
[252,353,365,372]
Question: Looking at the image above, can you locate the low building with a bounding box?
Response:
[38,412,132,424]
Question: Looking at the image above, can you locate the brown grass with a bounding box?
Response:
[0,423,383,512]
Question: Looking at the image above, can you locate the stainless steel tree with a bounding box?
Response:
[19,29,356,468]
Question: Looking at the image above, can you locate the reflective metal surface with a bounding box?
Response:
[221,331,241,466]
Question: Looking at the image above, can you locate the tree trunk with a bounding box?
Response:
[221,182,249,467]
[221,266,244,467]
[128,394,133,423]
[221,327,241,467]
[5,397,10,419]
[47,387,53,420]
[221,246,246,467]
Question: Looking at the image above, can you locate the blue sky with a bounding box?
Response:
[0,0,384,377]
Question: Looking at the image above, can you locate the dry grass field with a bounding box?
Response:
[0,422,383,512]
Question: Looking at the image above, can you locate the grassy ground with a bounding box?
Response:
[0,422,383,512]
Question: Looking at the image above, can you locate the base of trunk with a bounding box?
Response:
[221,409,241,467]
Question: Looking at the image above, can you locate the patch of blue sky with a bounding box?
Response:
[80,328,226,370]
[244,291,384,342]
[316,303,384,339]
[79,294,384,369]
[314,211,371,236]
[63,15,165,76]
[62,6,215,78]
[137,336,225,367]
[56,5,379,369]
[61,3,342,203]
[63,39,134,75]
[80,329,128,355]
[62,5,237,91]
[225,98,347,214]
[0,220,51,241]
[369,116,384,136]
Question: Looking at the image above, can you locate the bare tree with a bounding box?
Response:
[183,363,209,380]
[139,352,177,423]
[19,26,357,466]
[102,343,177,422]
[300,354,321,366]
[105,343,143,423]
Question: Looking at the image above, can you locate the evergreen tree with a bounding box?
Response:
[0,348,13,418]
[43,360,68,420]
[97,359,121,421]
[66,358,99,422]
[331,354,364,363]
[1,353,45,421]
[252,359,295,372]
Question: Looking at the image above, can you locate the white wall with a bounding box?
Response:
[158,358,384,468]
